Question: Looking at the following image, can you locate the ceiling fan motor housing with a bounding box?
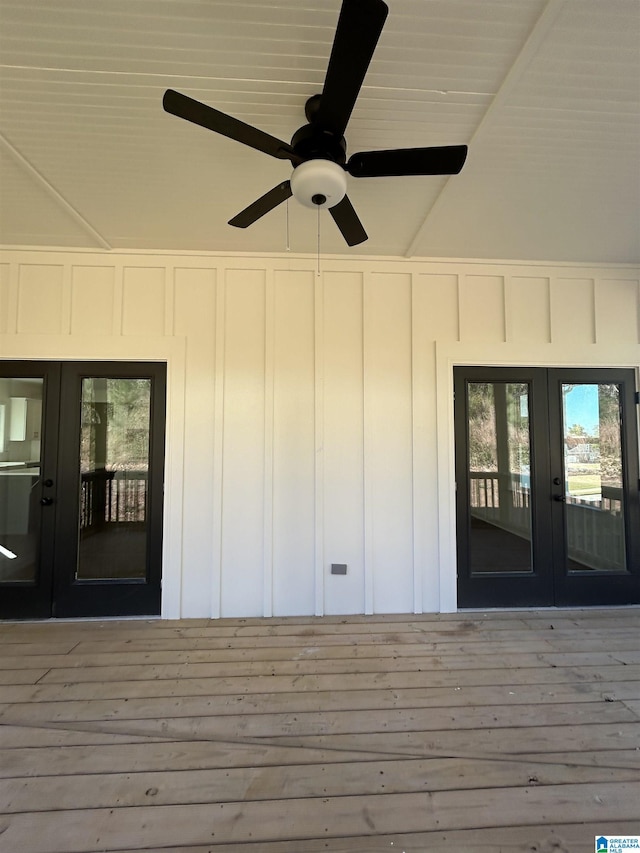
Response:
[290,159,348,209]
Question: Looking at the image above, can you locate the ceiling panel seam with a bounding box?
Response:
[404,0,566,259]
[0,131,112,250]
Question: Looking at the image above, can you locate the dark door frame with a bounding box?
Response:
[0,360,166,619]
[455,365,640,608]
[0,361,61,618]
[547,367,640,606]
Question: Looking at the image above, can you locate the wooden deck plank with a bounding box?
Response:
[3,679,638,726]
[0,669,50,685]
[49,699,636,740]
[615,650,640,663]
[3,625,637,660]
[1,782,637,852]
[30,647,636,684]
[2,663,639,705]
[2,619,535,641]
[621,698,640,718]
[0,608,633,639]
[2,754,639,813]
[1,633,638,670]
[2,721,637,779]
[0,642,79,657]
[68,625,640,649]
[7,615,636,645]
[0,640,564,670]
[0,739,404,779]
[262,720,640,757]
[0,724,167,749]
[3,742,637,783]
[108,822,640,853]
[19,621,640,643]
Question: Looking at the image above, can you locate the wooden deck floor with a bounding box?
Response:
[0,608,639,852]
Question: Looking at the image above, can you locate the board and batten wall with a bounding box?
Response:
[0,249,639,618]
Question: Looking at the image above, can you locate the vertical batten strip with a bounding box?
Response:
[410,272,423,614]
[164,336,187,620]
[0,264,9,336]
[112,262,124,336]
[263,268,275,617]
[455,272,462,343]
[594,276,603,344]
[504,275,513,343]
[589,278,597,345]
[362,270,374,615]
[456,274,464,343]
[7,262,19,334]
[314,267,325,616]
[549,272,558,344]
[210,269,226,619]
[61,264,72,336]
[164,265,175,338]
[544,276,552,344]
[435,345,457,612]
[549,273,557,344]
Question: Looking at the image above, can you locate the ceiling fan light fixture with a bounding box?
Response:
[290,159,347,209]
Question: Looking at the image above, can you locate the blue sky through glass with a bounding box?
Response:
[563,384,599,436]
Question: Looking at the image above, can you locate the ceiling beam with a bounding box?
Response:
[404,0,566,258]
[0,132,112,250]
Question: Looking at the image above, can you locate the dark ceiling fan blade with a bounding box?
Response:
[163,89,297,162]
[329,195,368,246]
[346,145,468,177]
[228,181,293,228]
[315,0,388,137]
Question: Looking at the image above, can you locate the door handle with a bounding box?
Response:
[553,494,566,502]
[40,497,54,506]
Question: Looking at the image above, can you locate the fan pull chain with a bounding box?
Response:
[317,206,321,277]
[285,198,290,251]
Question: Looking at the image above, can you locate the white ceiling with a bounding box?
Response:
[1,0,639,262]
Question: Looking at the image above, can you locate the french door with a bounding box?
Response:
[0,361,166,619]
[455,367,640,607]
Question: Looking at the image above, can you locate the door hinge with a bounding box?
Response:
[635,390,640,405]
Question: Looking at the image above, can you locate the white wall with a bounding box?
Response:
[1,249,639,617]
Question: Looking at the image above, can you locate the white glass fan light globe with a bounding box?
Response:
[290,159,347,209]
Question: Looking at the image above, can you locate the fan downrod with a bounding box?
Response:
[291,118,347,166]
[304,94,323,123]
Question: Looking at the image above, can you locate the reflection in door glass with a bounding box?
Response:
[0,378,43,583]
[77,378,151,581]
[561,383,627,573]
[467,382,533,573]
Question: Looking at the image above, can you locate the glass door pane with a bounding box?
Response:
[0,378,44,584]
[467,381,533,574]
[561,383,628,573]
[77,377,151,581]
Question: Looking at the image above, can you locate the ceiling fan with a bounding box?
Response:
[163,0,467,246]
